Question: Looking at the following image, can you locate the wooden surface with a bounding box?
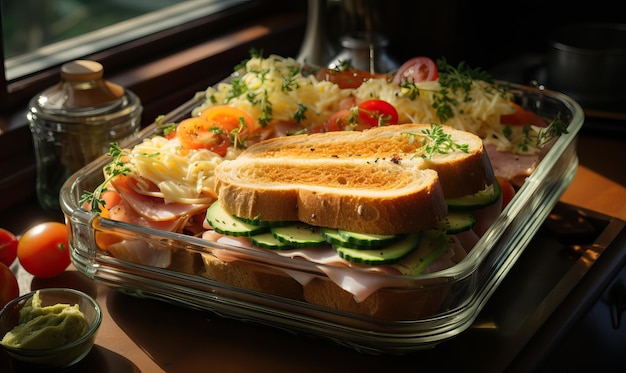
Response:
[1,131,625,373]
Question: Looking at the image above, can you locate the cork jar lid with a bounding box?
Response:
[38,60,126,111]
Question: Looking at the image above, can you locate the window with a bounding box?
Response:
[0,0,306,212]
[3,0,249,81]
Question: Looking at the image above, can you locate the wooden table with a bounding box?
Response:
[1,132,625,373]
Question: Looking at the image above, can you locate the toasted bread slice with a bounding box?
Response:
[236,123,493,198]
[215,158,446,235]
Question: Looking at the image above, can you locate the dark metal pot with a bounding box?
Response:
[547,22,626,105]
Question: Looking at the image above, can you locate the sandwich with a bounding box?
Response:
[200,123,503,320]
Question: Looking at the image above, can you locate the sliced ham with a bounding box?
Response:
[484,143,538,186]
[111,175,209,222]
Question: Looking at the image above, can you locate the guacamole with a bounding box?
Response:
[1,290,89,349]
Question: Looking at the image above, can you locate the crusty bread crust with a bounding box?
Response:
[302,277,450,321]
[200,252,304,300]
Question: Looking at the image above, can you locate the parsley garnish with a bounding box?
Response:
[333,59,353,72]
[155,115,176,137]
[503,113,569,153]
[79,143,131,213]
[536,114,568,147]
[294,103,308,123]
[282,66,301,92]
[258,90,273,127]
[404,124,470,159]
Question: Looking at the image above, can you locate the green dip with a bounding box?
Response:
[1,291,89,349]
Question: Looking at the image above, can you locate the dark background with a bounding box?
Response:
[322,0,625,73]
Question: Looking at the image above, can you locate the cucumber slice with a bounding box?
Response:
[442,211,476,234]
[323,229,383,250]
[234,215,293,227]
[249,232,292,250]
[402,229,448,275]
[205,201,268,236]
[446,181,501,211]
[337,229,399,247]
[271,223,327,248]
[334,233,421,265]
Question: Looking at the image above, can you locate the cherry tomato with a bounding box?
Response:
[0,227,18,267]
[357,99,399,127]
[176,117,232,157]
[0,262,19,308]
[497,176,516,210]
[316,67,392,89]
[18,222,71,278]
[392,56,439,84]
[500,102,547,126]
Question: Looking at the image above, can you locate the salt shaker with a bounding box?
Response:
[28,60,142,213]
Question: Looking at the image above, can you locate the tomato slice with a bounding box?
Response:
[496,176,516,210]
[316,67,392,89]
[176,117,232,156]
[392,57,439,84]
[323,110,356,132]
[200,105,256,134]
[357,99,399,127]
[500,102,547,126]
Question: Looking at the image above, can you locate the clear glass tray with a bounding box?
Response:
[60,84,584,355]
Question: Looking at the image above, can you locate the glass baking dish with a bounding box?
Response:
[60,83,583,355]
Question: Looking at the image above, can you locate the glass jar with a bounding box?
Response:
[28,60,142,212]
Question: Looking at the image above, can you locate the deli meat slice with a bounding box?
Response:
[484,143,539,185]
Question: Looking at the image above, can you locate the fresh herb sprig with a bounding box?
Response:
[79,143,132,213]
[404,124,470,159]
[155,115,176,137]
[536,114,568,148]
[503,113,569,153]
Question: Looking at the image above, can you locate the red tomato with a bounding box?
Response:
[316,67,392,89]
[176,117,232,157]
[357,99,399,127]
[393,57,439,84]
[323,109,356,132]
[500,102,546,126]
[200,105,257,134]
[0,262,19,308]
[18,222,71,278]
[497,176,516,210]
[0,228,18,267]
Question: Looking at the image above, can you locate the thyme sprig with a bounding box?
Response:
[404,124,470,159]
[505,114,569,152]
[536,114,568,147]
[79,143,132,213]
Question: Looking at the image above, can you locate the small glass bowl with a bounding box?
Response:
[0,288,102,369]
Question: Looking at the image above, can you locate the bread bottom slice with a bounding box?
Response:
[200,252,304,300]
[302,277,451,321]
